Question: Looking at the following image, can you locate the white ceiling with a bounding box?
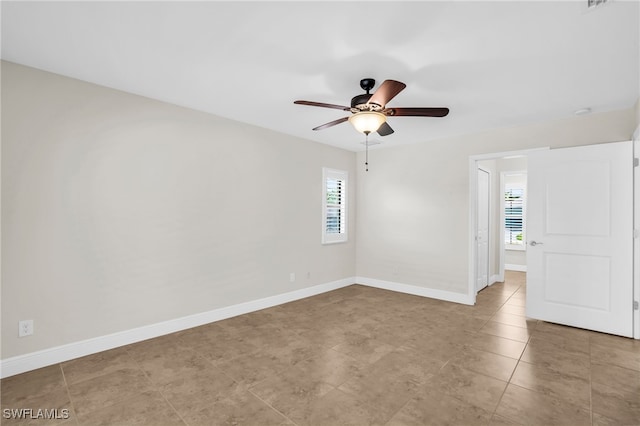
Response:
[2,1,639,152]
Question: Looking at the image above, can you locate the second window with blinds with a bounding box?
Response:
[504,173,527,250]
[322,168,348,244]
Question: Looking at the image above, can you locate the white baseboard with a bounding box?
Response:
[0,277,355,379]
[505,264,527,272]
[356,276,474,305]
[489,274,501,286]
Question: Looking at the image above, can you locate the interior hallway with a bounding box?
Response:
[1,271,639,425]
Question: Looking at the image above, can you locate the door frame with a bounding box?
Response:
[634,127,640,339]
[468,148,548,304]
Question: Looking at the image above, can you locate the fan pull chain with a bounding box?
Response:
[365,132,369,172]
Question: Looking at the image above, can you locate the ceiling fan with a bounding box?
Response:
[294,78,449,136]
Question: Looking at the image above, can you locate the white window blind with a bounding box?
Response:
[322,168,348,244]
[505,184,525,247]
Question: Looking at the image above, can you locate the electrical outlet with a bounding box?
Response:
[289,272,295,282]
[19,320,34,337]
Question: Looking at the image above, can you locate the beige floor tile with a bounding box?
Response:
[520,337,590,379]
[504,298,526,307]
[61,347,138,386]
[338,347,439,419]
[591,341,640,372]
[533,322,594,346]
[387,386,493,426]
[214,350,291,386]
[497,304,527,317]
[286,388,388,426]
[158,366,237,414]
[440,314,492,332]
[495,384,590,426]
[178,324,260,363]
[464,332,527,360]
[449,347,518,382]
[402,332,466,362]
[0,388,75,426]
[1,365,66,405]
[184,388,291,426]
[510,361,590,408]
[75,391,183,426]
[248,365,335,419]
[259,337,327,368]
[294,348,365,387]
[488,414,523,425]
[592,386,640,425]
[427,363,508,412]
[331,331,396,365]
[590,331,640,352]
[67,368,153,417]
[480,321,531,343]
[591,363,640,399]
[592,412,624,426]
[591,363,640,424]
[490,312,538,329]
[133,345,217,386]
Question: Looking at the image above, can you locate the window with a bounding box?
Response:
[322,168,348,244]
[504,175,526,250]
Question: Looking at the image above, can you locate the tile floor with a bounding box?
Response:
[1,271,639,425]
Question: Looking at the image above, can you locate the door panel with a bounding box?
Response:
[544,160,610,236]
[527,141,632,337]
[543,253,610,310]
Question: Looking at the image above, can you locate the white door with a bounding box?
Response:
[477,168,490,292]
[527,141,633,337]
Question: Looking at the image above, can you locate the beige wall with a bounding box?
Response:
[356,106,636,294]
[635,97,640,130]
[1,62,356,359]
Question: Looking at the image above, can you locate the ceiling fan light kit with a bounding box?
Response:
[348,111,387,134]
[294,78,450,171]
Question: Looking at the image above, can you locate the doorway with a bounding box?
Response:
[468,148,544,303]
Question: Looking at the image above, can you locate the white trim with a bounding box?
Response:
[634,132,640,339]
[0,277,355,378]
[505,263,527,272]
[357,276,474,305]
[489,274,501,286]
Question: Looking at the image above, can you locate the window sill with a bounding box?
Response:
[322,238,348,245]
[506,245,526,252]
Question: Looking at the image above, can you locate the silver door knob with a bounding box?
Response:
[529,241,543,246]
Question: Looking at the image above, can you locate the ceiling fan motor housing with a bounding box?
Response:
[351,93,372,110]
[351,78,383,112]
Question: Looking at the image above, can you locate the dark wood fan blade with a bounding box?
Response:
[312,116,349,131]
[294,100,351,111]
[384,107,449,117]
[377,122,394,136]
[367,80,406,107]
